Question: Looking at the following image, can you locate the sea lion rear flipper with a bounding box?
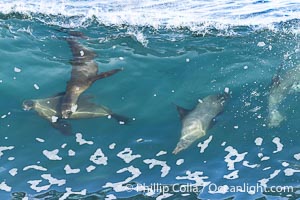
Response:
[174,104,192,120]
[90,68,123,82]
[51,120,72,136]
[110,113,130,124]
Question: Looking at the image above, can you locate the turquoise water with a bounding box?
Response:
[1,2,300,200]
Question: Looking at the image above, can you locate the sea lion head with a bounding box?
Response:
[61,104,78,119]
[22,100,35,111]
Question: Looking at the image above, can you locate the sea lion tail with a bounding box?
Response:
[110,113,131,125]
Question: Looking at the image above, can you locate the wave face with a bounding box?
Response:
[0,0,300,30]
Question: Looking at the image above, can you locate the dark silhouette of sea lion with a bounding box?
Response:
[23,94,129,135]
[61,38,122,119]
[173,92,228,154]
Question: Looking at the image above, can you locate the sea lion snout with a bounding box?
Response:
[62,104,78,119]
[62,110,72,119]
[22,100,34,111]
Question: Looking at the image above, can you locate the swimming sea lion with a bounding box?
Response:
[268,64,300,128]
[173,92,228,154]
[61,38,123,119]
[23,94,129,135]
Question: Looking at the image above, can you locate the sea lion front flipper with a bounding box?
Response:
[90,68,123,82]
[51,120,72,136]
[110,113,131,124]
[174,104,192,120]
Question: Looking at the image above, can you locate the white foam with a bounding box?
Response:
[254,137,263,146]
[9,168,18,176]
[257,41,266,47]
[258,170,281,187]
[281,162,289,167]
[0,181,11,192]
[156,193,174,200]
[23,165,47,171]
[0,0,299,32]
[8,157,14,161]
[105,194,117,200]
[64,164,80,174]
[43,149,62,160]
[224,146,248,170]
[258,153,270,161]
[14,67,21,73]
[28,174,66,192]
[136,138,143,142]
[176,159,184,166]
[86,165,96,173]
[284,168,300,176]
[224,87,230,94]
[33,83,40,90]
[109,143,116,150]
[181,194,190,196]
[90,148,108,165]
[156,151,167,157]
[36,138,45,143]
[117,148,141,163]
[197,135,213,153]
[59,188,87,200]
[242,161,259,168]
[294,153,300,160]
[143,159,170,177]
[68,149,75,156]
[0,146,14,157]
[27,180,50,192]
[223,170,239,180]
[176,170,210,187]
[272,137,283,153]
[75,133,94,145]
[263,167,271,171]
[103,166,141,192]
[42,174,66,186]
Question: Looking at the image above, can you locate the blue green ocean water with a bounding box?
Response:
[1,1,300,200]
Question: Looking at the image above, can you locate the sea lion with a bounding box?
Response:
[173,92,228,154]
[61,38,122,119]
[268,64,300,128]
[23,94,129,135]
